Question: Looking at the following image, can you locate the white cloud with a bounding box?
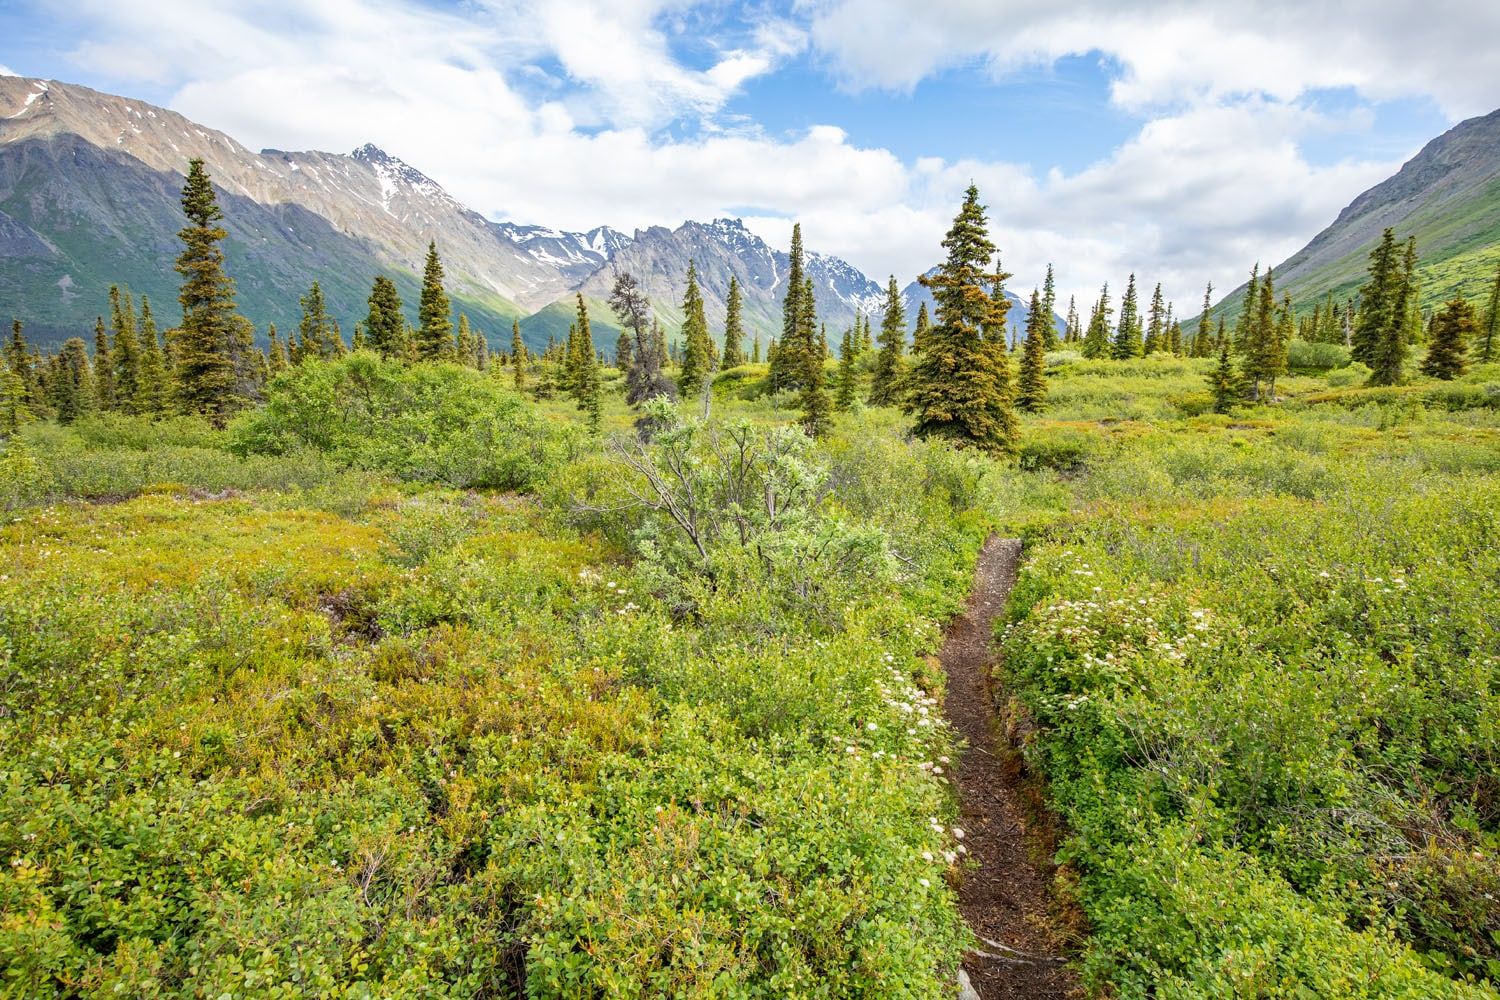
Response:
[801,0,1500,119]
[13,0,1462,314]
[0,65,18,78]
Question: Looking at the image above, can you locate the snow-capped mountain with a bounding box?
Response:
[491,222,634,281]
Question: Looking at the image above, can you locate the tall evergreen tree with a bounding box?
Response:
[856,313,873,355]
[1367,231,1413,386]
[1040,264,1059,349]
[298,281,338,360]
[93,316,114,411]
[416,241,455,361]
[615,329,633,371]
[678,261,713,396]
[1017,288,1048,413]
[0,355,27,434]
[751,331,762,365]
[54,337,96,423]
[6,320,38,408]
[903,185,1019,455]
[173,159,242,421]
[1479,262,1500,363]
[721,275,747,367]
[1352,229,1401,367]
[109,286,142,413]
[1192,283,1214,357]
[1422,296,1474,380]
[365,276,406,358]
[456,314,480,369]
[610,270,673,407]
[136,298,167,415]
[1243,265,1278,400]
[835,326,858,411]
[1143,282,1165,355]
[770,224,809,392]
[796,273,830,436]
[1064,295,1080,344]
[1112,274,1143,359]
[1236,264,1260,353]
[1082,284,1112,359]
[572,294,602,430]
[511,320,527,392]
[912,301,932,354]
[1208,339,1238,414]
[267,325,288,373]
[868,275,906,405]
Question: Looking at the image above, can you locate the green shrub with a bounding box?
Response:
[1287,338,1351,372]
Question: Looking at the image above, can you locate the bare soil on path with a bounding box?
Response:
[939,536,1081,1000]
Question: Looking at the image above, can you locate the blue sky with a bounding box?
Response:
[1,0,1493,310]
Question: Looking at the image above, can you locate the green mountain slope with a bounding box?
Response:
[1213,107,1500,321]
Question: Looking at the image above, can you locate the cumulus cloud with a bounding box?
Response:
[0,65,18,77]
[7,0,1476,312]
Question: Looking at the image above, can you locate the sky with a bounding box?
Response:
[2,0,1498,312]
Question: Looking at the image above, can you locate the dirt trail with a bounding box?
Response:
[940,537,1079,1000]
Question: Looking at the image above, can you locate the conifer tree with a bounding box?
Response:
[1236,264,1260,353]
[835,326,858,410]
[136,298,167,415]
[1367,231,1413,386]
[1112,275,1143,359]
[1082,284,1112,359]
[1192,283,1214,357]
[1422,296,1474,380]
[1143,282,1165,355]
[351,324,366,352]
[1479,262,1500,363]
[0,357,27,434]
[678,261,713,396]
[615,330,633,371]
[54,337,95,423]
[365,276,406,358]
[868,275,906,406]
[172,159,242,421]
[912,301,931,354]
[93,316,114,411]
[267,325,288,373]
[6,320,37,408]
[1064,295,1080,344]
[1208,340,1238,414]
[570,294,602,430]
[457,314,479,369]
[109,286,142,413]
[1040,264,1059,349]
[751,331,762,365]
[1017,288,1048,413]
[511,320,527,392]
[796,273,830,436]
[720,275,747,367]
[298,281,338,360]
[1243,265,1278,401]
[770,224,809,393]
[416,241,454,361]
[857,313,873,355]
[610,270,673,407]
[1352,229,1400,367]
[903,185,1019,455]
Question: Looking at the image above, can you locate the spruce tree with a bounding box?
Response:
[416,241,454,361]
[1064,295,1080,344]
[721,276,747,367]
[511,320,527,392]
[1143,282,1165,355]
[770,225,808,392]
[1040,264,1059,349]
[678,261,712,396]
[0,357,27,434]
[1479,262,1500,363]
[796,273,831,436]
[610,270,673,407]
[136,298,167,415]
[835,326,858,410]
[6,320,37,408]
[173,159,241,421]
[365,276,406,358]
[267,325,288,373]
[1082,284,1112,359]
[1422,296,1474,380]
[457,314,479,369]
[857,313,873,355]
[1112,274,1143,359]
[299,281,337,360]
[912,301,931,354]
[1208,340,1238,414]
[903,185,1019,455]
[351,324,366,352]
[1193,283,1214,357]
[93,316,114,411]
[55,337,95,423]
[1236,264,1260,353]
[751,332,762,365]
[1368,232,1413,386]
[109,286,142,413]
[572,295,602,430]
[1243,265,1278,401]
[1017,288,1048,413]
[1352,229,1400,367]
[615,330,633,371]
[868,275,906,406]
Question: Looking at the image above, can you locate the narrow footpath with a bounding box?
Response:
[939,537,1079,1000]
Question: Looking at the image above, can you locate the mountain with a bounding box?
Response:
[0,76,901,354]
[0,77,579,344]
[1213,107,1500,320]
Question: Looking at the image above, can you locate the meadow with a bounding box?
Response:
[2,345,1498,998]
